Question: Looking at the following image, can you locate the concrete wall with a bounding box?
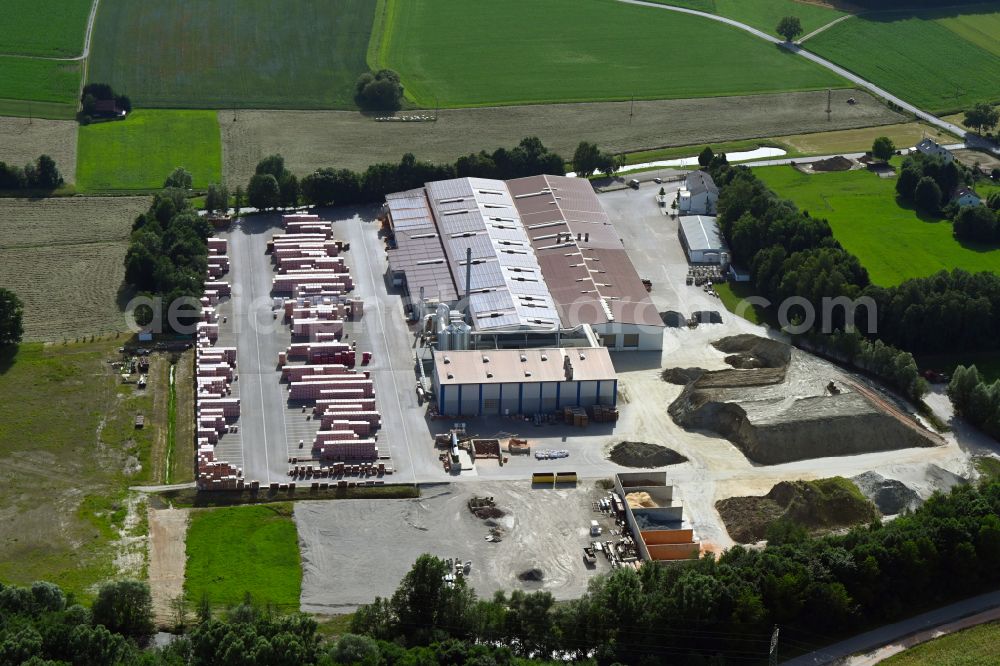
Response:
[646,543,700,560]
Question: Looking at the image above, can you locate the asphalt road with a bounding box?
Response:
[785,589,1000,665]
[617,0,987,147]
[227,216,293,485]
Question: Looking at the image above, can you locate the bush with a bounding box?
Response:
[914,176,942,213]
[355,69,404,111]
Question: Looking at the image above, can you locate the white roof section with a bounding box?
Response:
[679,215,725,253]
[424,178,560,331]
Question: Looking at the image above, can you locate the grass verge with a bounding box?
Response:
[880,620,1000,665]
[185,503,301,609]
[156,484,420,509]
[76,110,222,191]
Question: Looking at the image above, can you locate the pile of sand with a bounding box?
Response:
[626,491,659,509]
[851,472,922,515]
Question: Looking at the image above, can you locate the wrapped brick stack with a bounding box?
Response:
[272,215,383,474]
[196,237,243,490]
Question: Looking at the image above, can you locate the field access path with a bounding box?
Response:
[617,0,971,142]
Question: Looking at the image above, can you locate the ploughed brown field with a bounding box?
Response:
[219,89,903,185]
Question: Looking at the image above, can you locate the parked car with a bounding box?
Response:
[628,179,640,189]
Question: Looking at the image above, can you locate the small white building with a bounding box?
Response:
[679,215,728,265]
[954,187,982,207]
[915,138,954,163]
[677,171,718,215]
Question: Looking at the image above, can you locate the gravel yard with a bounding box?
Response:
[295,481,614,613]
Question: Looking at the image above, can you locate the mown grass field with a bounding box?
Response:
[0,339,156,598]
[0,0,91,57]
[375,0,845,108]
[645,0,845,37]
[77,110,221,191]
[185,503,301,609]
[808,8,1000,114]
[0,196,150,340]
[0,56,80,116]
[880,621,1000,665]
[755,165,1000,286]
[88,0,375,109]
[774,122,955,156]
[220,88,896,184]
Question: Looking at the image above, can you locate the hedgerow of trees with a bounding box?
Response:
[949,365,1000,440]
[123,183,212,331]
[293,137,565,208]
[79,82,131,124]
[964,102,999,136]
[0,155,64,191]
[572,141,623,177]
[0,288,24,346]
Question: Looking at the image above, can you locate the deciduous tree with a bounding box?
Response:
[776,16,803,42]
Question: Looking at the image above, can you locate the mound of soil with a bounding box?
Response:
[712,335,790,369]
[810,155,854,172]
[609,441,688,468]
[518,568,544,582]
[662,310,685,328]
[716,477,880,544]
[662,367,705,385]
[473,506,506,519]
[851,472,922,515]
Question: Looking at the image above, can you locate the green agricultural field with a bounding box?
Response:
[87,0,375,109]
[0,340,156,599]
[76,110,222,191]
[0,56,80,111]
[755,165,1000,286]
[808,8,1000,114]
[645,0,845,37]
[0,0,91,57]
[375,0,845,108]
[880,621,1000,665]
[185,503,301,609]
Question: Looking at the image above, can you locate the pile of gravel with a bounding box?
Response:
[851,472,922,515]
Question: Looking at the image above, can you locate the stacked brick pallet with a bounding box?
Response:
[196,237,245,491]
[272,214,383,473]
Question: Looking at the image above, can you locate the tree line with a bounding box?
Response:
[244,137,567,211]
[949,365,1000,440]
[709,160,1000,357]
[123,185,212,331]
[0,155,64,191]
[0,577,546,666]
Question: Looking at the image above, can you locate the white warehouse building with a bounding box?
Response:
[432,346,618,417]
[679,215,728,265]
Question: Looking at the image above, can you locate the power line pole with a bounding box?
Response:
[769,626,780,666]
[629,92,635,126]
[826,88,832,122]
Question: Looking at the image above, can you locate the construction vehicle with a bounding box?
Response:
[583,546,597,567]
[826,381,841,395]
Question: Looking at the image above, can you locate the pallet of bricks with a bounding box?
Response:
[194,237,252,491]
[563,406,589,427]
[589,404,619,423]
[272,214,385,479]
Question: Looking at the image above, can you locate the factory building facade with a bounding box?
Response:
[385,175,664,351]
[432,346,617,417]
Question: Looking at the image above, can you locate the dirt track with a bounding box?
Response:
[219,89,902,184]
[148,507,189,628]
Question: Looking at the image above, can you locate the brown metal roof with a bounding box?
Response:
[508,175,663,328]
[434,346,616,386]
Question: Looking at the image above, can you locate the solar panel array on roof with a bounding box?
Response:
[385,189,459,303]
[389,178,559,332]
